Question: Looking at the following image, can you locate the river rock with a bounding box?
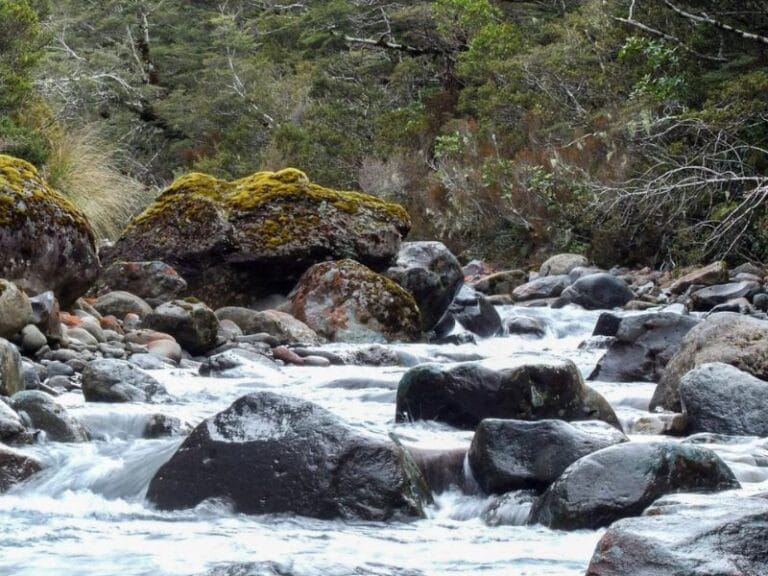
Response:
[668,261,728,294]
[0,339,23,397]
[0,155,100,307]
[28,291,62,343]
[680,362,768,436]
[287,259,421,343]
[512,275,571,302]
[235,309,319,346]
[395,360,619,430]
[199,348,280,379]
[651,312,768,411]
[586,492,768,576]
[20,325,47,354]
[11,390,89,442]
[529,441,739,530]
[93,291,153,320]
[447,285,501,338]
[105,168,411,308]
[558,273,633,310]
[0,400,26,442]
[146,391,430,520]
[0,280,34,339]
[0,444,42,492]
[503,315,548,338]
[96,261,187,304]
[589,312,699,382]
[468,419,628,494]
[472,269,527,296]
[540,254,589,277]
[143,300,219,355]
[82,358,166,403]
[689,281,762,311]
[385,241,463,331]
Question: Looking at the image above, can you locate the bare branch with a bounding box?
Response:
[664,1,768,46]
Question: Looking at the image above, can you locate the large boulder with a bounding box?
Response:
[589,312,700,382]
[0,155,99,307]
[146,392,430,520]
[0,444,42,492]
[96,261,187,304]
[82,358,166,403]
[444,285,502,338]
[395,360,619,430]
[105,168,411,308]
[680,362,768,436]
[558,273,634,310]
[10,390,89,443]
[529,441,739,530]
[0,280,34,339]
[651,313,768,411]
[142,300,219,355]
[586,492,768,576]
[539,253,589,277]
[0,339,23,397]
[385,241,463,331]
[287,259,421,343]
[467,419,627,494]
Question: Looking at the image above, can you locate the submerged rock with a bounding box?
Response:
[106,168,411,307]
[0,444,42,492]
[586,492,768,576]
[10,390,89,443]
[651,312,768,411]
[529,441,739,530]
[395,360,619,430]
[0,155,99,307]
[288,259,421,343]
[147,392,430,520]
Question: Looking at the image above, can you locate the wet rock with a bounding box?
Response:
[128,353,171,370]
[558,273,634,310]
[409,447,469,494]
[82,358,166,403]
[11,390,89,443]
[386,241,463,331]
[97,261,187,304]
[0,339,23,397]
[668,261,728,295]
[513,275,571,302]
[592,312,621,337]
[482,491,538,527]
[0,444,42,492]
[447,285,502,338]
[708,296,753,314]
[217,319,242,341]
[146,339,182,364]
[291,348,344,365]
[586,492,768,576]
[651,312,768,411]
[144,414,183,438]
[93,291,153,320]
[0,155,100,307]
[468,419,627,494]
[288,259,421,343]
[20,325,47,354]
[680,362,768,436]
[540,254,589,277]
[503,315,548,338]
[689,281,762,311]
[472,269,527,296]
[238,310,320,346]
[628,413,686,435]
[106,169,411,308]
[198,348,279,379]
[0,400,26,442]
[146,391,430,520]
[589,312,699,382]
[529,441,739,530]
[395,360,619,430]
[143,300,219,355]
[66,326,99,347]
[0,280,34,339]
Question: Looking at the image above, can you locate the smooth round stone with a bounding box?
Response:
[301,355,331,367]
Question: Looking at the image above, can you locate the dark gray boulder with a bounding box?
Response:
[385,241,463,331]
[680,362,768,436]
[0,400,26,442]
[529,441,739,530]
[10,390,89,443]
[447,285,501,338]
[143,300,219,355]
[589,312,699,382]
[468,419,627,494]
[395,360,619,430]
[82,358,166,403]
[147,392,430,520]
[689,281,762,311]
[558,273,633,310]
[586,492,768,576]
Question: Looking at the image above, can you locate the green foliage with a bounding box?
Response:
[619,37,686,102]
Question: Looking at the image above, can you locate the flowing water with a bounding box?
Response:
[2,306,767,576]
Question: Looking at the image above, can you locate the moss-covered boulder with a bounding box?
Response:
[106,168,411,308]
[287,259,421,343]
[0,155,99,307]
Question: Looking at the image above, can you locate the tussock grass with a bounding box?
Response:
[43,125,156,240]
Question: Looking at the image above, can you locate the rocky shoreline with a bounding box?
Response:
[2,153,768,574]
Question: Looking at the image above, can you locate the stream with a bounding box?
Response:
[2,305,767,576]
